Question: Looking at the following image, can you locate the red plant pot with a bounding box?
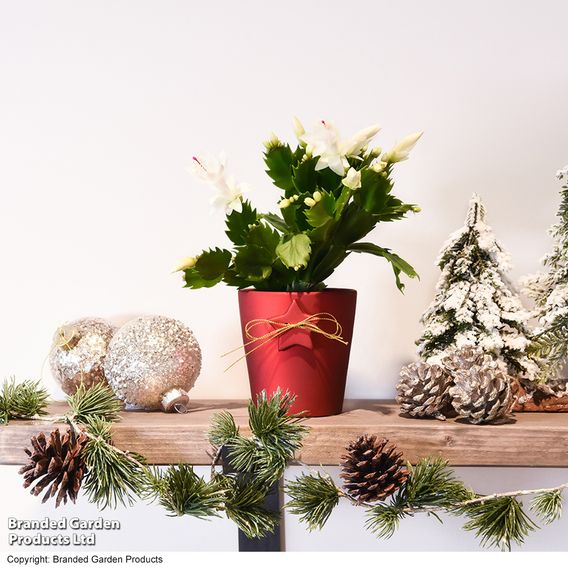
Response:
[238,288,357,417]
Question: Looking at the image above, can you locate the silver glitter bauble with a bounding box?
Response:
[104,315,202,412]
[49,318,117,395]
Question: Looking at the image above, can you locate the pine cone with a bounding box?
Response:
[19,428,88,507]
[449,363,514,424]
[397,362,452,420]
[442,346,494,373]
[340,436,409,503]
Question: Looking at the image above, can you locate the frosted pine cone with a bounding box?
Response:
[449,363,514,424]
[397,362,452,420]
[442,346,494,373]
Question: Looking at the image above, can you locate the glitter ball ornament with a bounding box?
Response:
[104,316,202,412]
[49,318,117,395]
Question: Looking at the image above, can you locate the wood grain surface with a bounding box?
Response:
[1,400,568,466]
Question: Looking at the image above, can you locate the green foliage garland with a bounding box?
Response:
[4,378,567,549]
[286,456,568,551]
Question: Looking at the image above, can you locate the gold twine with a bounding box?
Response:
[222,312,348,372]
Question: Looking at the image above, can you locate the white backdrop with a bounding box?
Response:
[1,0,568,552]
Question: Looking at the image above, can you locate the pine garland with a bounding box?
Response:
[286,452,568,551]
[8,380,307,540]
[4,378,568,548]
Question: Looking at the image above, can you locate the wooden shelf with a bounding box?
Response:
[1,400,568,467]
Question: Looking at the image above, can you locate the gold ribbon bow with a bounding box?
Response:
[222,312,348,372]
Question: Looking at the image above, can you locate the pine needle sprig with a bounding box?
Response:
[81,415,147,509]
[225,436,288,488]
[208,411,239,447]
[246,390,309,484]
[68,383,122,424]
[248,390,308,460]
[285,472,340,531]
[0,378,49,424]
[365,503,407,539]
[401,457,474,509]
[226,436,264,475]
[145,465,226,519]
[221,476,279,539]
[461,496,537,551]
[214,390,310,487]
[530,490,563,524]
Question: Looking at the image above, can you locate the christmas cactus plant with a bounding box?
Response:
[175,118,422,292]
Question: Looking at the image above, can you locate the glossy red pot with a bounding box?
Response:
[238,288,357,417]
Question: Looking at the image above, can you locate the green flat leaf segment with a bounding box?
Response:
[226,200,258,245]
[264,144,296,190]
[347,242,418,292]
[261,213,288,233]
[292,158,318,194]
[354,169,392,214]
[305,191,335,228]
[183,248,232,289]
[234,223,280,281]
[196,248,232,279]
[276,234,312,269]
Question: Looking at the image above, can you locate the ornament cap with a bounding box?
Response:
[53,324,80,351]
[161,388,190,413]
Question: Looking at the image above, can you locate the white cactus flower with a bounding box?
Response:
[300,120,382,176]
[342,167,362,190]
[300,120,347,175]
[190,154,251,214]
[292,116,305,140]
[189,154,226,184]
[209,175,251,214]
[383,131,423,163]
[371,160,388,173]
[172,256,198,272]
[264,132,281,149]
[341,125,381,156]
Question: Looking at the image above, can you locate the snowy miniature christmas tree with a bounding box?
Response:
[523,166,568,389]
[416,193,534,378]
